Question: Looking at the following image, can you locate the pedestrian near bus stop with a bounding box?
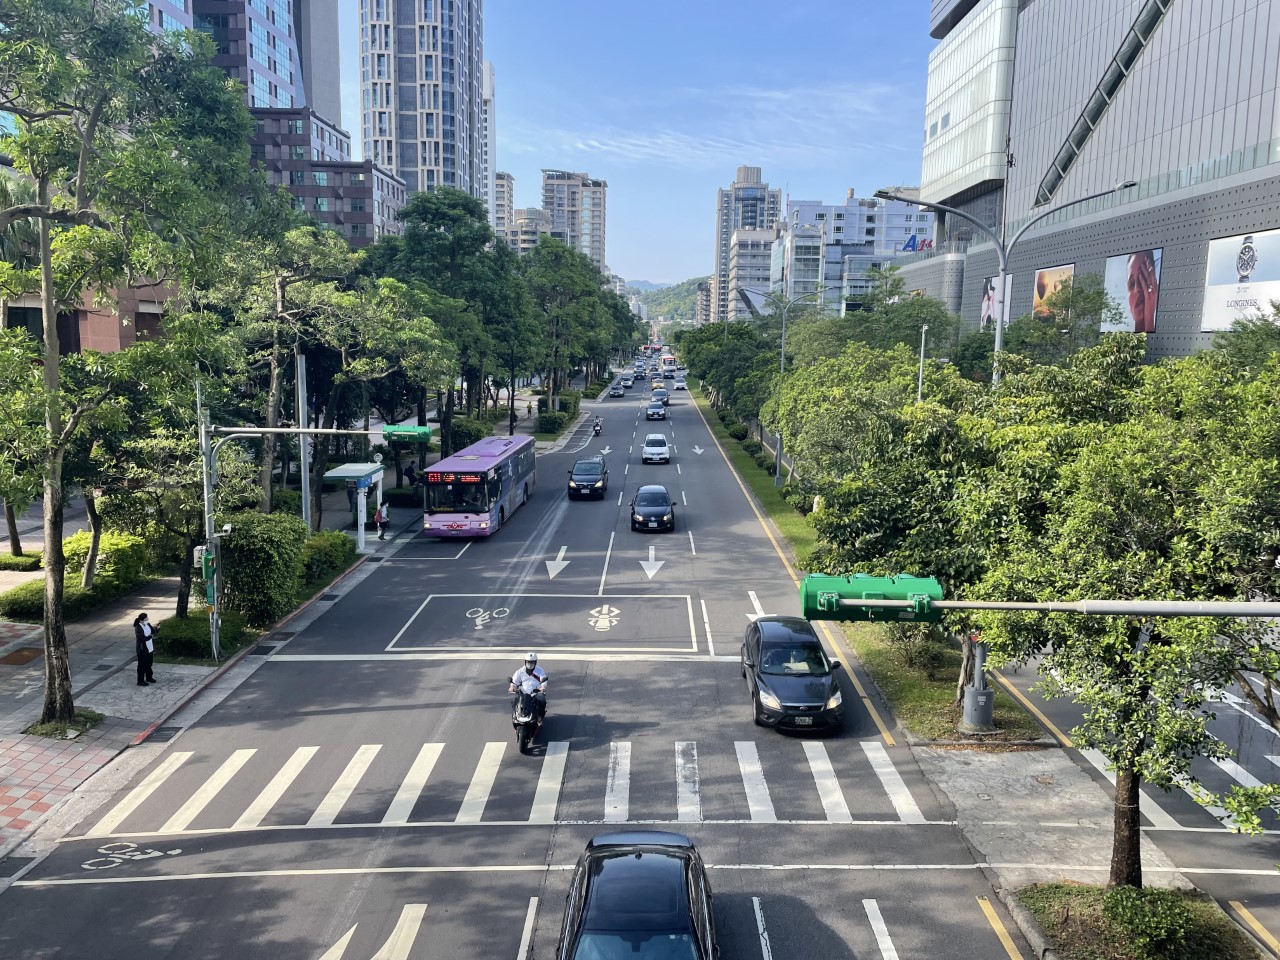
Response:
[134,612,157,685]
[376,500,391,540]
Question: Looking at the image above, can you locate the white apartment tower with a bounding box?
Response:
[494,171,514,240]
[359,0,484,196]
[712,165,781,324]
[481,60,496,223]
[542,170,608,269]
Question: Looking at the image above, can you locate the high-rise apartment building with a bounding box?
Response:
[712,166,782,325]
[481,61,497,225]
[508,208,551,256]
[148,1,193,32]
[542,170,608,269]
[727,227,777,322]
[295,0,342,126]
[359,0,485,196]
[494,172,514,240]
[194,0,303,109]
[695,281,712,326]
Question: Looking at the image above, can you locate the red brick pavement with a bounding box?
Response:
[0,733,123,850]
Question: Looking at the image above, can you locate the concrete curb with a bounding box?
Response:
[997,889,1061,960]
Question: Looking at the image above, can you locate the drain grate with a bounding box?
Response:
[267,631,296,642]
[93,664,113,671]
[319,593,339,601]
[0,647,43,666]
[366,557,384,563]
[248,645,276,657]
[147,726,183,743]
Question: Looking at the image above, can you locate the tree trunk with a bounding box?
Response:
[1109,764,1143,887]
[3,498,22,556]
[37,179,74,724]
[309,381,345,528]
[175,532,194,618]
[80,489,102,590]
[442,387,455,457]
[954,633,975,706]
[417,390,428,470]
[258,305,286,511]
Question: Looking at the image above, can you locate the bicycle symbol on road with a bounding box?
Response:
[588,604,622,632]
[81,841,182,871]
[466,606,510,630]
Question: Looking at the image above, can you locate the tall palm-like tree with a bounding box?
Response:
[0,171,41,554]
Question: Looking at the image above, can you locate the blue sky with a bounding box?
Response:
[342,1,937,285]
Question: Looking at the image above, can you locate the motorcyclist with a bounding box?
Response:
[593,416,603,435]
[509,652,548,722]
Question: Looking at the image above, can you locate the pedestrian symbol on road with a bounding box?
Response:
[466,606,510,630]
[588,604,621,631]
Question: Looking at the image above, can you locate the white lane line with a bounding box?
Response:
[371,903,428,960]
[861,742,925,824]
[752,897,774,960]
[235,746,319,829]
[90,751,192,837]
[681,491,687,505]
[309,744,382,826]
[383,743,445,824]
[624,464,630,475]
[748,591,766,619]
[457,742,506,824]
[598,531,615,596]
[617,490,623,506]
[863,899,900,960]
[687,530,696,555]
[676,463,682,475]
[1078,749,1184,830]
[676,741,702,822]
[516,897,538,960]
[700,598,716,658]
[603,742,631,822]
[1213,756,1265,788]
[735,741,777,823]
[161,749,256,833]
[1268,755,1280,772]
[528,742,570,824]
[318,925,356,960]
[803,742,852,823]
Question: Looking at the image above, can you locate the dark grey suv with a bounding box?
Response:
[567,457,609,499]
[741,616,844,731]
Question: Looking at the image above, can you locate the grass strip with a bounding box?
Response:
[26,708,105,739]
[1016,882,1257,960]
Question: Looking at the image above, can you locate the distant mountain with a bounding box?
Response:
[626,280,673,292]
[630,276,710,325]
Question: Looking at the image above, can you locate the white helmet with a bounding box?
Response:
[524,651,538,667]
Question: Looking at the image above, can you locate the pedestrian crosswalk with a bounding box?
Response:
[85,738,939,838]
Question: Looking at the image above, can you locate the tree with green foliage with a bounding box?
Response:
[1211,307,1280,374]
[1003,273,1120,366]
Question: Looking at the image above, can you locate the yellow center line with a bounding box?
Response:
[691,391,895,746]
[976,896,1026,960]
[990,668,1073,748]
[1230,901,1280,955]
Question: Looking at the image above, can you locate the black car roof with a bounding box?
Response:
[756,615,821,644]
[635,484,669,497]
[580,845,694,934]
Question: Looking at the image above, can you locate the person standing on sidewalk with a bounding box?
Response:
[376,500,391,540]
[133,613,157,686]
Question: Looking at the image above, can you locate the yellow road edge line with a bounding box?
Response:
[1230,901,1280,955]
[690,389,895,746]
[977,896,1025,960]
[990,668,1073,748]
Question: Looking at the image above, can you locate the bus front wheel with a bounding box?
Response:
[523,483,530,503]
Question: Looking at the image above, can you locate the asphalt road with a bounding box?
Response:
[0,382,1032,959]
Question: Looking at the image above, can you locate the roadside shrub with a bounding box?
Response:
[64,530,148,587]
[753,453,771,469]
[449,417,491,450]
[271,488,303,515]
[218,510,309,628]
[1102,886,1195,953]
[537,411,569,434]
[0,578,136,622]
[559,389,582,417]
[728,424,748,441]
[764,461,778,476]
[741,439,763,457]
[301,530,357,586]
[719,411,735,426]
[0,552,41,572]
[154,609,250,659]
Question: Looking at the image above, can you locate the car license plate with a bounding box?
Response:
[794,716,813,726]
[649,522,658,527]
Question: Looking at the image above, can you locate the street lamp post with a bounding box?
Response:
[874,181,1135,387]
[917,324,929,403]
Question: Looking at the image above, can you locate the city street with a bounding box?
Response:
[0,387,1030,960]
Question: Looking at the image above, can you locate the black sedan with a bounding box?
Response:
[567,457,609,499]
[630,484,675,531]
[608,383,625,397]
[556,831,718,960]
[741,616,845,730]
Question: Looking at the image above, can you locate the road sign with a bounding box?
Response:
[382,425,434,442]
[800,573,943,623]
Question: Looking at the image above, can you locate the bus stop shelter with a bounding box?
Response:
[323,462,385,553]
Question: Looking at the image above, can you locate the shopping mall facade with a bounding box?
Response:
[898,0,1280,360]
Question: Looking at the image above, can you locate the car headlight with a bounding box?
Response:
[662,512,672,521]
[825,690,843,710]
[593,481,604,487]
[758,688,782,710]
[633,513,643,521]
[568,481,578,488]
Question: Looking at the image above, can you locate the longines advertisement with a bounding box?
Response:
[1202,227,1280,331]
[1103,248,1162,333]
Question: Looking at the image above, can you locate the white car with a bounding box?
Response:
[673,377,687,390]
[642,434,671,464]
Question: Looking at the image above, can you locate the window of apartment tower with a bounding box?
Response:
[314,198,330,212]
[312,171,328,186]
[289,170,305,185]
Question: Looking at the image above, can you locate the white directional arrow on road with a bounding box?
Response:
[545,546,571,580]
[746,590,771,621]
[599,446,612,455]
[639,545,665,580]
[691,445,704,455]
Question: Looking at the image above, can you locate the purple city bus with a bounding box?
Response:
[422,435,537,537]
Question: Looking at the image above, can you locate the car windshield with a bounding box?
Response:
[424,480,490,515]
[648,403,663,410]
[574,461,603,476]
[759,643,831,676]
[636,492,668,507]
[645,438,666,447]
[572,932,699,960]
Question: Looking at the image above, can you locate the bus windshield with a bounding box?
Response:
[424,480,491,514]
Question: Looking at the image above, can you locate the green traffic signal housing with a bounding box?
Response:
[382,425,434,442]
[800,573,944,623]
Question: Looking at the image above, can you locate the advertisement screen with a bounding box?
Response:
[979,275,1013,331]
[1201,227,1280,331]
[1033,264,1075,317]
[1103,249,1162,333]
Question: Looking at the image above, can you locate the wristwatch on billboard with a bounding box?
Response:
[1237,235,1258,283]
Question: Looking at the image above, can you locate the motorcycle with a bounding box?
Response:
[592,420,602,436]
[509,681,545,754]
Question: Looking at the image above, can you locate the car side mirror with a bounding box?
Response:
[830,661,843,671]
[743,657,755,669]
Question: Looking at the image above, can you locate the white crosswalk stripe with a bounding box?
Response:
[86,737,941,836]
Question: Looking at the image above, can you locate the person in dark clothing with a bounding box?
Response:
[134,612,157,685]
[404,462,418,487]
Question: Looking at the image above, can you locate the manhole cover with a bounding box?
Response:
[147,726,183,743]
[319,593,339,601]
[248,645,276,657]
[0,647,43,665]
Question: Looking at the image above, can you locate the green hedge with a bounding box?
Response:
[64,530,148,585]
[449,417,492,450]
[537,411,569,434]
[741,439,763,457]
[727,424,749,441]
[219,511,309,628]
[0,552,40,572]
[384,487,424,508]
[154,609,250,659]
[0,577,139,622]
[271,488,303,514]
[301,530,357,586]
